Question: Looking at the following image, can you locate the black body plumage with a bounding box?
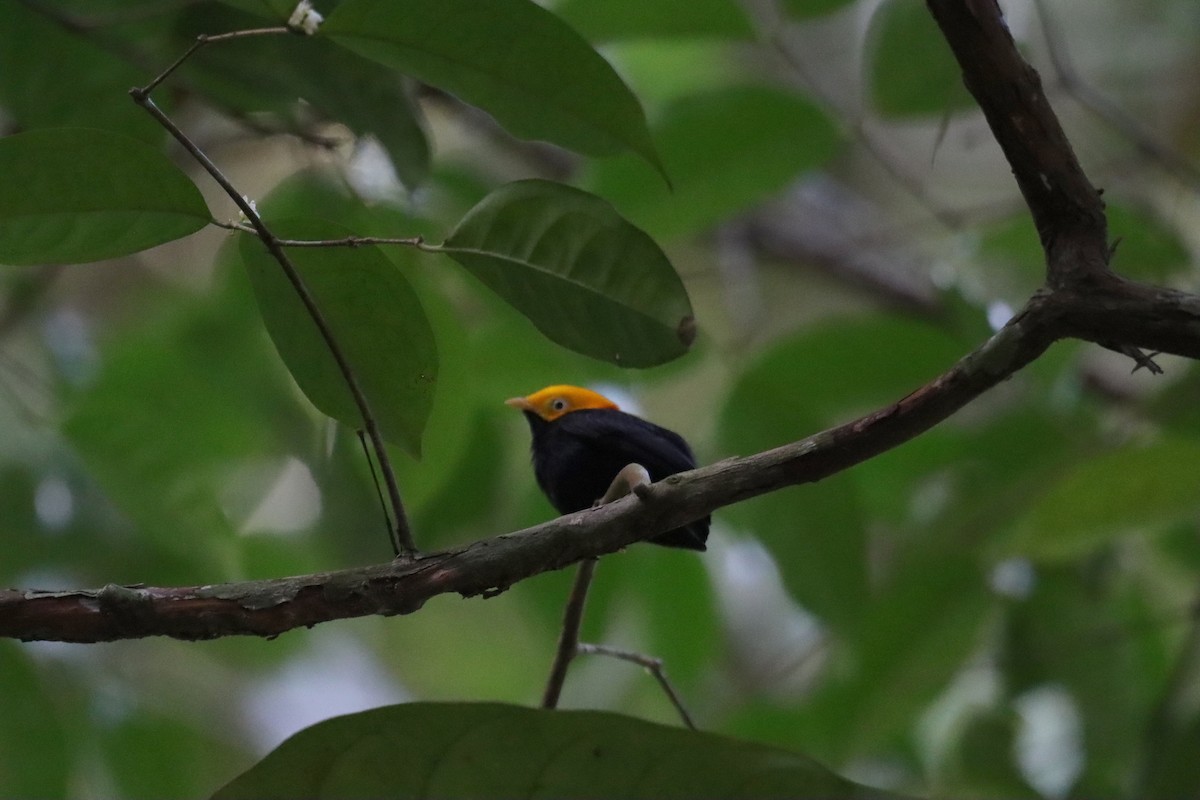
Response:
[520,408,709,550]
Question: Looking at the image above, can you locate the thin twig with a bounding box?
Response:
[141,27,290,96]
[541,558,597,709]
[576,643,697,730]
[212,221,431,249]
[130,42,416,556]
[358,429,393,534]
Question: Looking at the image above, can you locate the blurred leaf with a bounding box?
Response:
[948,711,1032,797]
[718,315,968,627]
[381,597,549,702]
[1006,438,1200,561]
[1003,565,1167,795]
[217,0,294,18]
[604,546,719,687]
[604,40,747,106]
[724,315,969,434]
[0,3,162,142]
[108,713,252,800]
[441,179,695,368]
[978,216,1047,299]
[214,702,911,798]
[64,275,301,577]
[0,643,71,798]
[982,203,1191,289]
[0,128,210,266]
[1107,204,1191,282]
[810,551,990,759]
[238,219,437,457]
[867,0,974,117]
[782,0,859,19]
[587,86,839,240]
[324,0,664,176]
[554,0,753,41]
[177,3,430,188]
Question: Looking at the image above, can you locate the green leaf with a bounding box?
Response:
[0,128,211,265]
[718,316,969,627]
[1003,567,1166,795]
[214,702,911,798]
[63,273,303,576]
[782,0,859,19]
[725,315,969,425]
[1006,438,1200,561]
[1107,204,1191,282]
[0,644,71,798]
[0,2,163,142]
[323,0,664,175]
[554,0,753,41]
[587,86,839,239]
[177,4,430,188]
[238,218,437,457]
[867,0,974,117]
[440,179,695,367]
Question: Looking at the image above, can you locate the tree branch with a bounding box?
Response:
[0,299,1056,643]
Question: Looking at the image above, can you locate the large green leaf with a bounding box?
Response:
[63,273,303,577]
[0,128,211,265]
[1003,566,1167,796]
[214,702,908,798]
[0,2,162,142]
[1005,438,1200,561]
[867,0,974,118]
[0,644,71,798]
[177,3,430,188]
[718,316,969,627]
[323,0,663,175]
[587,86,839,239]
[554,0,753,41]
[439,180,695,367]
[238,218,437,457]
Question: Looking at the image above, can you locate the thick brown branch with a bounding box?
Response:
[926,0,1108,287]
[0,299,1056,643]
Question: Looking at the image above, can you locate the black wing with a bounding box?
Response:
[553,409,697,481]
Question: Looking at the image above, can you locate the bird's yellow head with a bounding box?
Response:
[505,384,619,422]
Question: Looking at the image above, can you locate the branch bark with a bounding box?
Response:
[4,0,1200,643]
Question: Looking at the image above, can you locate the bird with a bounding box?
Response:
[506,384,709,551]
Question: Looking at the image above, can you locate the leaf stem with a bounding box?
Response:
[211,221,434,251]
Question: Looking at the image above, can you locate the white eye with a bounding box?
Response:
[550,398,568,412]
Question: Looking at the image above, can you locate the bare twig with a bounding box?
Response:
[576,643,697,730]
[211,221,430,250]
[130,37,416,555]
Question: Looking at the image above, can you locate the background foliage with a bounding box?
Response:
[2,0,1200,797]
